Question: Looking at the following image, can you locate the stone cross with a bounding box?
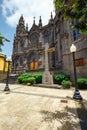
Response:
[42,43,54,85]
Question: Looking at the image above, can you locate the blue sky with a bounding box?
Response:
[0,0,55,58]
[0,0,15,57]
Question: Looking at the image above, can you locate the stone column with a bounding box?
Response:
[44,43,49,71]
[42,43,53,85]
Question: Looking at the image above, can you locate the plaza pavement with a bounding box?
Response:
[0,83,87,130]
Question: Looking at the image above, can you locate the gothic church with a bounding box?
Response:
[12,13,87,80]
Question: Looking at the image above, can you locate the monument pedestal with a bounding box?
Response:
[42,71,53,85]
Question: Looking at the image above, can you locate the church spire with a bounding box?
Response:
[33,17,35,25]
[49,12,54,25]
[51,12,53,20]
[19,14,25,25]
[26,23,28,31]
[16,14,26,35]
[38,16,42,28]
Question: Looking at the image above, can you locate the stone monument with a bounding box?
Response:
[35,43,61,88]
[42,43,53,84]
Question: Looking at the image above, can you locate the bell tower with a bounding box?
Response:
[16,15,26,35]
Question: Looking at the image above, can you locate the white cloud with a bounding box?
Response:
[1,0,55,29]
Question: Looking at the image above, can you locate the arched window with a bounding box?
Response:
[44,30,50,43]
[30,33,39,43]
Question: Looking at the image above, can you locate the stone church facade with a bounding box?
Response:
[12,13,87,80]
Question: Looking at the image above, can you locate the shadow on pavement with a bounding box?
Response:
[11,90,68,99]
[76,100,87,130]
[40,106,80,130]
[0,86,23,92]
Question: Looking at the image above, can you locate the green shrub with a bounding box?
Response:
[62,80,72,89]
[54,73,70,85]
[33,73,43,84]
[17,72,42,85]
[17,75,23,83]
[22,77,35,85]
[17,73,32,83]
[22,78,30,83]
[19,73,32,78]
[27,77,35,85]
[77,78,87,89]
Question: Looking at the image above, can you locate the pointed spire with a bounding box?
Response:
[49,12,54,24]
[39,16,42,28]
[16,14,25,35]
[33,17,35,25]
[26,23,28,31]
[19,14,24,25]
[51,12,53,19]
[21,14,23,18]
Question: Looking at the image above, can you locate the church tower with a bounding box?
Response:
[12,15,29,74]
[16,15,26,35]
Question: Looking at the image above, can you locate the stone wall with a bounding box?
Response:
[0,71,7,82]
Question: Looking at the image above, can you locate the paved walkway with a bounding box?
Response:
[0,83,87,130]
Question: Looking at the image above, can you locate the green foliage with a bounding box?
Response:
[26,77,35,85]
[0,35,4,52]
[54,0,87,33]
[77,78,87,89]
[33,73,43,84]
[17,76,22,83]
[62,80,72,89]
[17,72,42,85]
[22,77,35,85]
[54,73,70,85]
[21,73,32,78]
[0,34,10,52]
[17,73,32,83]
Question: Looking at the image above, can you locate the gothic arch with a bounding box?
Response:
[30,32,39,44]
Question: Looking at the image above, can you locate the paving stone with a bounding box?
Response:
[0,83,87,130]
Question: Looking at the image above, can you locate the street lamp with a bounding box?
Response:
[70,44,83,101]
[4,56,11,92]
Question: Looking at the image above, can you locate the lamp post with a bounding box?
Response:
[70,44,83,101]
[4,57,11,92]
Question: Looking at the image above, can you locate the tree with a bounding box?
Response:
[0,34,10,52]
[54,0,87,34]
